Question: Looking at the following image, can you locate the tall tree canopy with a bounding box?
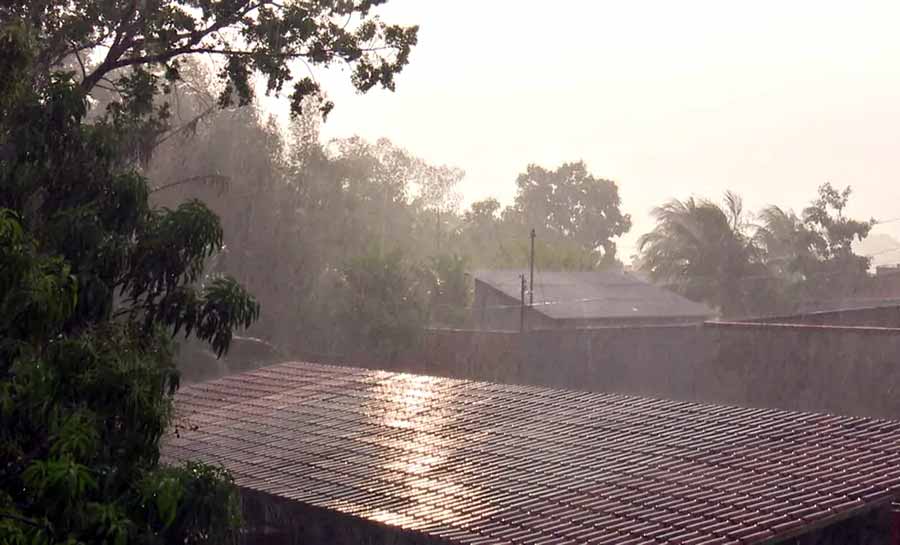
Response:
[803,183,873,264]
[0,1,419,542]
[639,184,876,317]
[0,66,254,545]
[506,162,631,265]
[145,78,470,360]
[6,0,418,117]
[755,183,874,307]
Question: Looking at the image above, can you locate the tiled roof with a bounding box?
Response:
[474,270,714,321]
[165,362,900,545]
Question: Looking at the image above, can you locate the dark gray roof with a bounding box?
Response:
[475,269,714,320]
[165,361,900,545]
[794,297,900,314]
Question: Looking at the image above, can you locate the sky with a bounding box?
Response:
[280,0,900,260]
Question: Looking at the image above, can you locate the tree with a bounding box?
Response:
[753,205,818,312]
[457,198,509,267]
[640,184,876,317]
[755,206,815,279]
[0,2,419,540]
[149,97,469,357]
[756,183,874,308]
[336,249,429,359]
[638,192,769,317]
[7,0,418,118]
[0,75,255,545]
[464,198,502,226]
[425,254,471,327]
[506,162,631,265]
[799,184,874,303]
[803,183,873,264]
[455,197,604,270]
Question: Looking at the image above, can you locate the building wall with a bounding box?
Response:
[240,489,444,545]
[238,471,894,545]
[350,322,900,419]
[794,507,894,545]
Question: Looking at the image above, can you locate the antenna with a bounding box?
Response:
[520,274,526,332]
[529,228,536,307]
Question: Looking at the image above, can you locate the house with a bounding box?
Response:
[165,361,900,545]
[470,269,715,331]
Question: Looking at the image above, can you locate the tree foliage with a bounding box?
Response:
[145,79,471,361]
[506,161,631,265]
[0,75,251,544]
[755,183,874,307]
[638,185,875,317]
[0,1,418,540]
[6,0,418,118]
[637,192,768,317]
[425,254,471,327]
[336,249,430,359]
[149,93,637,358]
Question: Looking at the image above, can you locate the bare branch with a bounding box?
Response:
[151,174,230,195]
[78,0,396,93]
[154,104,217,148]
[71,43,88,81]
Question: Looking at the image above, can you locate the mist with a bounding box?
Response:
[9,1,900,544]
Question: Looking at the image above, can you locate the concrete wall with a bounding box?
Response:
[353,322,900,420]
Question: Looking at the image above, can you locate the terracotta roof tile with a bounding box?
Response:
[164,362,900,544]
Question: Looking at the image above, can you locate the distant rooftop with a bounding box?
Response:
[165,362,900,545]
[474,269,714,320]
[792,297,900,315]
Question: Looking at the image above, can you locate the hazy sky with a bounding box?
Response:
[297,0,900,258]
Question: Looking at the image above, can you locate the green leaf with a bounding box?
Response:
[155,476,183,528]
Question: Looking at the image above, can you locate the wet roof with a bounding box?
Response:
[474,270,714,321]
[165,361,900,545]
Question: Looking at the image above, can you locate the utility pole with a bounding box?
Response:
[520,274,526,333]
[529,228,536,307]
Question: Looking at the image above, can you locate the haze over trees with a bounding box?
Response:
[638,184,875,317]
[452,163,632,271]
[146,69,883,357]
[0,1,418,543]
[149,103,636,363]
[637,192,767,317]
[507,162,632,265]
[1,1,891,543]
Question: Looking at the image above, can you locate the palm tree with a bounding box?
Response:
[751,205,820,313]
[638,192,765,317]
[754,205,817,278]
